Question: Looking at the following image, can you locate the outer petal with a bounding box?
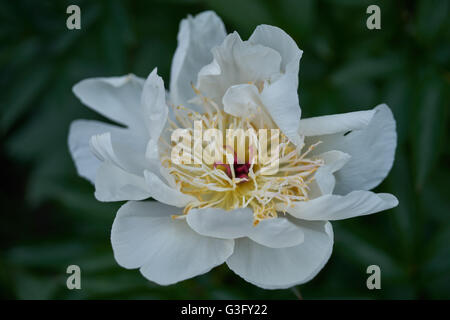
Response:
[298,110,375,136]
[111,201,234,285]
[68,119,123,184]
[95,163,150,201]
[72,74,146,134]
[186,208,304,248]
[170,11,226,108]
[249,24,303,76]
[226,220,333,289]
[286,190,398,221]
[305,104,397,194]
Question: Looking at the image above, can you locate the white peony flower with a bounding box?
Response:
[68,11,398,289]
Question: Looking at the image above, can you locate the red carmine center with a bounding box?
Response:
[214,153,251,182]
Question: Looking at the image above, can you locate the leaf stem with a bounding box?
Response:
[291,286,303,300]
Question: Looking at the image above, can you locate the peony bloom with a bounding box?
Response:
[68,11,398,289]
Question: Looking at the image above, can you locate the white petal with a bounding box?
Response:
[144,138,162,176]
[68,119,123,184]
[144,170,196,207]
[223,84,261,118]
[170,11,226,108]
[306,104,397,194]
[141,69,170,174]
[187,208,253,239]
[260,71,302,146]
[313,150,351,196]
[89,132,119,166]
[286,190,398,221]
[299,110,375,136]
[159,166,179,189]
[226,221,333,289]
[89,130,149,176]
[72,74,146,134]
[111,201,234,285]
[197,32,282,104]
[95,163,150,201]
[249,216,305,248]
[186,208,304,248]
[249,24,303,75]
[249,24,304,146]
[196,30,303,146]
[141,68,169,141]
[318,150,352,173]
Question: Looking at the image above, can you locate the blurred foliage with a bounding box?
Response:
[0,0,449,299]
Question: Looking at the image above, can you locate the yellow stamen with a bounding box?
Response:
[161,89,323,224]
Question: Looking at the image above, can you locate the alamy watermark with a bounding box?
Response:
[66,5,81,30]
[366,264,381,290]
[171,122,280,175]
[66,265,81,290]
[366,5,381,30]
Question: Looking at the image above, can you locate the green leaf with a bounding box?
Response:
[413,69,447,190]
[414,0,449,43]
[0,64,53,134]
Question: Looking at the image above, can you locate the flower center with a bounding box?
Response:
[159,88,323,225]
[214,152,251,182]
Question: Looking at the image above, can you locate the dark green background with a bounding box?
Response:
[0,0,449,299]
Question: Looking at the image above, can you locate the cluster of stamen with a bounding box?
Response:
[214,152,251,181]
[159,88,323,225]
